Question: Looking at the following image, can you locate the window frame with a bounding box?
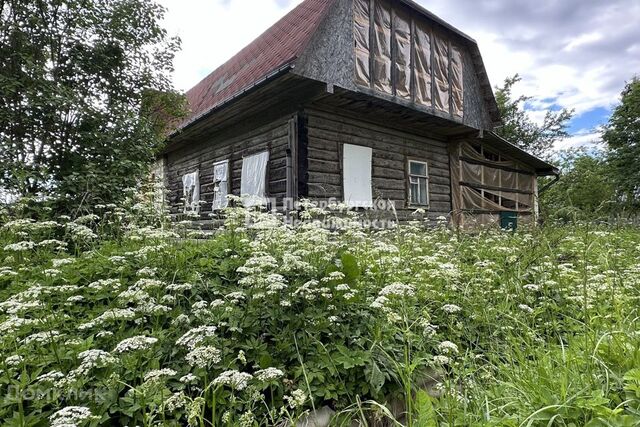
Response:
[407,159,430,207]
[182,170,200,214]
[212,160,230,211]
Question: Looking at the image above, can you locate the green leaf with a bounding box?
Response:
[414,390,437,427]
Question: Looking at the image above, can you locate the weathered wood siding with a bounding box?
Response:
[165,117,292,219]
[303,109,452,220]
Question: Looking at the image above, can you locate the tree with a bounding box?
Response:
[603,78,640,208]
[0,0,185,212]
[495,75,574,158]
[540,149,616,221]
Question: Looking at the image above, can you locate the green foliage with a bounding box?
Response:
[603,78,640,208]
[540,149,617,222]
[0,0,186,211]
[1,199,640,426]
[495,75,574,158]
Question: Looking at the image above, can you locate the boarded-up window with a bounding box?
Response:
[433,34,450,113]
[353,0,371,86]
[343,144,373,208]
[413,21,432,106]
[182,171,200,214]
[372,0,392,94]
[212,160,229,210]
[408,160,429,206]
[451,45,464,117]
[393,8,411,99]
[241,151,269,207]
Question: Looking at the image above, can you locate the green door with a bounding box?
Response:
[500,211,518,231]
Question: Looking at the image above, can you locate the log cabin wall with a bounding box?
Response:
[302,108,452,220]
[165,116,293,221]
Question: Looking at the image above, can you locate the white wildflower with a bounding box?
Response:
[176,326,217,350]
[437,341,459,355]
[186,346,222,368]
[254,367,284,382]
[442,304,462,314]
[113,336,158,353]
[212,370,253,391]
[518,304,534,314]
[144,368,177,383]
[49,406,98,427]
[5,355,23,367]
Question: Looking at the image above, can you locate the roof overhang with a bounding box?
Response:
[168,63,296,139]
[482,131,560,176]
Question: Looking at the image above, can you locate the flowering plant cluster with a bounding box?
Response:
[1,195,640,426]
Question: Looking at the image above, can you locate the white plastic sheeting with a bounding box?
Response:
[451,45,464,118]
[241,151,269,207]
[352,3,465,117]
[450,140,538,228]
[392,8,411,99]
[212,160,229,210]
[182,171,200,214]
[353,0,371,86]
[433,34,450,113]
[413,21,432,107]
[343,144,373,208]
[372,0,392,94]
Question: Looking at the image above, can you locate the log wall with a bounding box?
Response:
[165,116,292,219]
[303,109,452,220]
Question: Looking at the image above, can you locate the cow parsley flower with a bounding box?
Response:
[176,326,217,349]
[49,406,98,426]
[22,330,63,345]
[180,373,198,384]
[212,370,253,390]
[75,350,117,375]
[284,389,307,409]
[36,371,65,384]
[438,341,459,355]
[144,368,177,383]
[518,304,534,314]
[5,355,23,367]
[186,346,222,368]
[442,304,462,314]
[254,367,284,382]
[164,392,187,412]
[113,336,158,353]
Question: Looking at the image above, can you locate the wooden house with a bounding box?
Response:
[159,0,559,228]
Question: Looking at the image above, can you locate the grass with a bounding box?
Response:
[0,198,639,426]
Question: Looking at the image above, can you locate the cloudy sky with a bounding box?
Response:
[158,0,640,151]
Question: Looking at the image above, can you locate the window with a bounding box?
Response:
[408,160,429,206]
[241,151,269,207]
[343,144,373,208]
[182,171,200,214]
[212,160,229,210]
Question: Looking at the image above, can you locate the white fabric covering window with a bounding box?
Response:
[182,171,200,213]
[343,144,373,208]
[241,151,269,207]
[212,160,229,210]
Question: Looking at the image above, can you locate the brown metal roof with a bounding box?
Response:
[177,0,335,131]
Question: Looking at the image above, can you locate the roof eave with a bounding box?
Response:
[485,131,558,176]
[168,62,296,139]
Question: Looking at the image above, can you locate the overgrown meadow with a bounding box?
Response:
[1,195,640,427]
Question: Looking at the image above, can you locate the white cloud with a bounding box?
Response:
[554,129,603,151]
[158,0,303,92]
